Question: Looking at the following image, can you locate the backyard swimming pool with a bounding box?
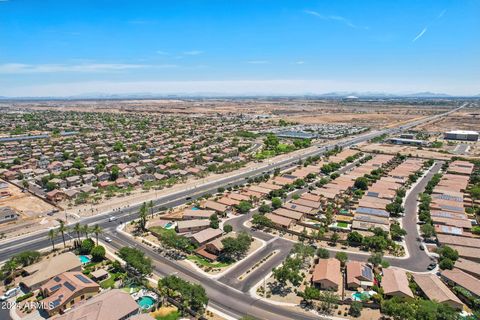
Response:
[79,255,91,264]
[191,207,200,210]
[164,222,175,229]
[137,295,156,309]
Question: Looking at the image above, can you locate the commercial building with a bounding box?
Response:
[444,130,479,141]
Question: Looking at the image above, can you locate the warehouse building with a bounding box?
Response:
[444,130,479,141]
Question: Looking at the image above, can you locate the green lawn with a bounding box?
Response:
[187,255,231,268]
[337,222,349,228]
[100,272,124,289]
[156,311,180,320]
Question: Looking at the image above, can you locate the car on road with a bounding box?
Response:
[108,216,117,222]
[427,263,437,270]
[419,245,425,251]
[104,236,112,243]
[0,287,20,301]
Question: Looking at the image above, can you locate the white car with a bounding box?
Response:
[104,236,112,243]
[0,287,20,301]
[108,216,117,222]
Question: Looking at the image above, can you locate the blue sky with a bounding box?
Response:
[0,0,479,96]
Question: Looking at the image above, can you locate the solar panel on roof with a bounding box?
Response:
[51,299,61,307]
[50,284,62,292]
[64,281,76,292]
[361,267,373,280]
[367,192,379,197]
[74,274,91,284]
[53,276,61,282]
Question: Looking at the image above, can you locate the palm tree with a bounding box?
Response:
[82,224,90,239]
[48,229,57,251]
[138,202,148,230]
[57,219,68,248]
[3,259,18,285]
[91,224,103,245]
[148,200,154,219]
[73,223,82,242]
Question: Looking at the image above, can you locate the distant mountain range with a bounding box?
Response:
[0,91,478,100]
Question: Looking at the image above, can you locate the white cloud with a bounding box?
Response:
[295,61,305,65]
[304,10,368,30]
[412,27,428,42]
[156,50,169,55]
[0,63,176,74]
[183,50,203,55]
[246,60,269,64]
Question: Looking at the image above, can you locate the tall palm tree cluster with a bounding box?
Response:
[47,220,104,250]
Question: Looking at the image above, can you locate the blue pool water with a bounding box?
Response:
[137,296,156,309]
[79,255,91,264]
[352,292,370,301]
[165,222,174,229]
[192,207,200,210]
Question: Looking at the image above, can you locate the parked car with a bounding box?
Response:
[104,236,112,243]
[427,263,437,271]
[0,287,20,301]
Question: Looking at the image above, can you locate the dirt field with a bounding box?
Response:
[0,180,55,218]
[2,99,456,130]
[415,108,480,132]
[357,142,480,160]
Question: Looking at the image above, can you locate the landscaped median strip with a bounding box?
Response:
[238,250,278,281]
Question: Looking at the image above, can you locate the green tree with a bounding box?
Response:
[347,231,363,246]
[73,223,82,242]
[439,258,454,270]
[235,200,253,214]
[47,229,57,251]
[91,224,103,245]
[110,165,120,181]
[57,219,68,248]
[252,213,273,228]
[330,232,340,245]
[438,246,459,261]
[390,223,407,241]
[80,238,95,254]
[368,252,383,267]
[91,245,106,262]
[335,252,348,266]
[272,257,302,286]
[209,214,219,229]
[221,232,252,261]
[300,286,320,305]
[223,224,233,233]
[12,251,41,267]
[354,177,369,190]
[138,202,148,230]
[271,197,283,209]
[264,133,279,150]
[258,203,272,214]
[118,247,153,277]
[349,301,363,317]
[316,248,330,259]
[420,223,435,238]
